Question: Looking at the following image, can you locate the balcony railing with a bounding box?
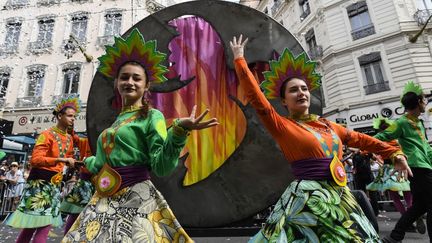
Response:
[4,0,29,9]
[300,7,311,21]
[308,45,323,59]
[364,81,390,95]
[16,96,42,108]
[271,0,285,16]
[28,41,53,54]
[51,94,77,105]
[37,0,59,6]
[97,35,115,48]
[414,9,432,26]
[351,24,375,40]
[0,45,18,56]
[146,0,165,13]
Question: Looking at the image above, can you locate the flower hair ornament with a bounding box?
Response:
[98,28,169,84]
[401,80,423,101]
[260,48,322,99]
[53,94,82,115]
[372,117,393,130]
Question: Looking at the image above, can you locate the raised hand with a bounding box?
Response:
[393,154,412,180]
[230,35,249,59]
[177,105,219,131]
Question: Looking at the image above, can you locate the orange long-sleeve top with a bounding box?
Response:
[72,134,92,174]
[31,126,74,173]
[234,57,402,162]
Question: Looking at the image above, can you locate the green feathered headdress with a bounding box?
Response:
[98,28,168,83]
[260,48,322,99]
[401,81,423,101]
[372,117,393,130]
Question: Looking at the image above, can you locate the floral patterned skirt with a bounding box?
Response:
[4,179,63,228]
[62,180,193,243]
[367,164,410,192]
[249,180,380,243]
[60,179,95,214]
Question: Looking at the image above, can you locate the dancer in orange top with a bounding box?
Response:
[60,133,95,235]
[5,95,79,243]
[230,35,410,242]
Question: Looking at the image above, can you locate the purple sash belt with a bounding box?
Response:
[291,158,333,180]
[28,168,58,181]
[79,171,92,181]
[112,165,151,191]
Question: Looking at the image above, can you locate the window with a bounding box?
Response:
[26,65,46,97]
[417,0,432,10]
[62,66,80,94]
[29,18,55,52]
[37,18,55,45]
[71,14,88,42]
[0,68,11,99]
[359,52,389,95]
[3,21,21,53]
[104,12,122,37]
[347,1,375,40]
[299,0,310,20]
[305,28,323,59]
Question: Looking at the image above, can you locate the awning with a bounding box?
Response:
[3,136,35,145]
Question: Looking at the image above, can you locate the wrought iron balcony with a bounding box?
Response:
[351,24,375,40]
[51,94,77,105]
[97,35,116,48]
[413,9,432,26]
[300,8,311,21]
[271,0,285,16]
[37,0,59,6]
[146,0,165,13]
[0,98,6,108]
[364,81,390,95]
[4,0,29,9]
[308,45,323,59]
[0,44,18,56]
[16,96,42,108]
[28,41,53,54]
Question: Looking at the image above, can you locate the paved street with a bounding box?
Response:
[0,211,429,242]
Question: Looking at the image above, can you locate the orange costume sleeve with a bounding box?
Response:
[234,57,403,162]
[31,128,74,173]
[73,134,92,160]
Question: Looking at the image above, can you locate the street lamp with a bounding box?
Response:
[63,34,93,62]
[409,11,432,43]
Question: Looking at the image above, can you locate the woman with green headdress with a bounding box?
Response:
[62,29,218,243]
[230,35,411,243]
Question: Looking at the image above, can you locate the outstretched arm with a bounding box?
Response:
[230,35,287,140]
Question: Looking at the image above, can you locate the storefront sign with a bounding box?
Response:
[3,110,87,134]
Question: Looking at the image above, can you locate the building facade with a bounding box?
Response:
[242,0,432,138]
[0,0,175,135]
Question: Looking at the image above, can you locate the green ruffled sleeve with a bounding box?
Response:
[147,109,188,177]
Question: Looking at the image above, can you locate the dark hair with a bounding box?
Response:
[378,120,390,131]
[116,61,151,118]
[279,77,297,99]
[401,92,423,110]
[52,106,76,119]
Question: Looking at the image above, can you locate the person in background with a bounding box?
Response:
[376,81,431,243]
[4,95,79,243]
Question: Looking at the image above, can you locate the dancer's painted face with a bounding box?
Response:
[58,107,76,128]
[281,78,310,115]
[116,63,148,105]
